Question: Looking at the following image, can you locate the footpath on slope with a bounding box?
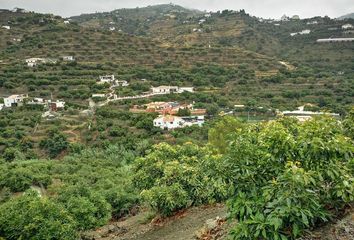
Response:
[83,204,230,240]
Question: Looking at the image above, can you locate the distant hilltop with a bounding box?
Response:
[338,12,354,20]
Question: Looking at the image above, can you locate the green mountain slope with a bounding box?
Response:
[338,13,354,19]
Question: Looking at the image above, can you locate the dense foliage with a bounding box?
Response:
[0,191,78,240]
[133,143,228,216]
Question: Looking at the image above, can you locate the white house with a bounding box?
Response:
[26,58,43,67]
[178,87,194,93]
[151,86,179,94]
[25,58,57,67]
[62,56,75,61]
[116,80,129,87]
[199,19,206,24]
[0,104,4,111]
[27,97,46,105]
[307,20,318,25]
[153,115,185,130]
[49,100,65,111]
[98,75,115,84]
[2,26,10,30]
[290,29,311,37]
[342,24,353,30]
[151,86,194,94]
[109,26,116,31]
[4,94,28,107]
[92,94,106,98]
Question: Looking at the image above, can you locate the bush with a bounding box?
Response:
[56,186,112,230]
[0,191,77,240]
[133,143,228,216]
[222,117,354,239]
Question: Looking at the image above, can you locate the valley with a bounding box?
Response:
[0,4,353,240]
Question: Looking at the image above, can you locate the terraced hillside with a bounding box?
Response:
[0,11,284,104]
[68,5,354,113]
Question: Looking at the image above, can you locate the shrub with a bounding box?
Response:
[133,143,228,216]
[0,191,77,240]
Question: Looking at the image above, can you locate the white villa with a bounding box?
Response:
[48,100,65,111]
[98,75,115,84]
[4,94,28,107]
[151,86,179,94]
[62,56,75,61]
[290,29,311,37]
[307,20,318,25]
[27,97,46,105]
[116,80,129,87]
[153,115,205,130]
[2,25,10,30]
[92,94,106,98]
[153,115,185,130]
[151,86,194,94]
[25,58,57,67]
[342,24,353,30]
[178,87,194,93]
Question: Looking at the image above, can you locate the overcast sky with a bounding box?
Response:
[1,0,353,18]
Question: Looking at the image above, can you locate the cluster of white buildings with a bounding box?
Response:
[153,115,205,130]
[151,86,194,94]
[342,24,353,30]
[25,58,57,67]
[290,29,311,37]
[1,94,65,112]
[97,75,129,90]
[25,56,74,67]
[97,75,129,86]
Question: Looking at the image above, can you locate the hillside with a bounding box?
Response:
[338,13,354,20]
[70,4,203,34]
[0,5,354,240]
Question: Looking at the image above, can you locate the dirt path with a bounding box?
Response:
[87,204,228,240]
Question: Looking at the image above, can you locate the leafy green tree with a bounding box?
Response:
[40,128,68,158]
[56,186,112,230]
[0,191,78,240]
[133,143,228,216]
[208,116,244,153]
[226,116,354,239]
[343,107,354,140]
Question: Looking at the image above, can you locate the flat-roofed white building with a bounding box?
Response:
[153,115,185,130]
[98,75,115,84]
[4,94,28,107]
[151,86,179,94]
[151,86,194,94]
[342,24,353,29]
[62,56,75,61]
